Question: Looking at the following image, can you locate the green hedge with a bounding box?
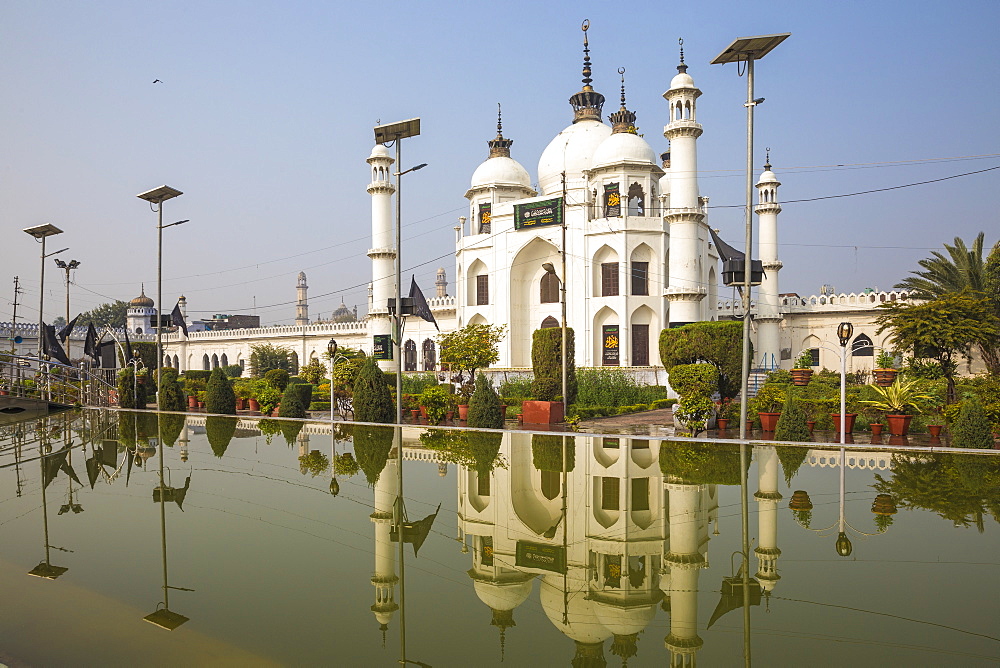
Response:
[183,370,212,381]
[309,401,331,411]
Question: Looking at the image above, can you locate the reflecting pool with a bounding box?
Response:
[0,410,997,666]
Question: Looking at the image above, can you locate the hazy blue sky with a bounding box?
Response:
[2,0,998,326]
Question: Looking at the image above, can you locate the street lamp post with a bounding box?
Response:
[54,259,80,361]
[137,185,184,413]
[837,322,854,446]
[23,224,65,363]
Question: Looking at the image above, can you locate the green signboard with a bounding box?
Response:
[373,334,392,361]
[515,541,567,573]
[514,197,564,230]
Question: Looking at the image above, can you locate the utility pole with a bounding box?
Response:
[10,276,22,354]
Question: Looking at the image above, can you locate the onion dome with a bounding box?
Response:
[368,143,391,160]
[539,574,612,644]
[470,104,532,190]
[669,40,696,90]
[130,285,154,308]
[331,298,357,323]
[472,576,534,612]
[592,70,656,170]
[593,600,658,637]
[758,152,779,183]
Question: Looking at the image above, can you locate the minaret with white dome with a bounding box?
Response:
[664,42,708,326]
[367,144,396,369]
[295,271,309,326]
[755,155,783,368]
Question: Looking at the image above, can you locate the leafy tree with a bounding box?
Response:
[467,373,504,429]
[325,345,366,418]
[205,367,237,415]
[659,321,749,400]
[437,323,506,396]
[250,343,293,377]
[264,368,290,392]
[353,356,395,423]
[118,342,158,377]
[334,452,361,477]
[299,358,327,385]
[78,301,129,329]
[774,392,812,442]
[876,290,1000,403]
[157,367,186,412]
[952,396,994,449]
[206,416,238,457]
[531,327,577,404]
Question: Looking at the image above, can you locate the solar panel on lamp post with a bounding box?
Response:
[23,224,64,365]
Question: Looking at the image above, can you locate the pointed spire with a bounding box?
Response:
[569,19,605,123]
[491,608,516,662]
[608,67,637,134]
[764,147,772,171]
[677,37,688,74]
[488,103,513,158]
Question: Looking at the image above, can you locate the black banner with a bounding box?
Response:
[602,325,620,366]
[478,203,492,234]
[514,197,563,230]
[373,334,392,361]
[515,541,567,574]
[603,182,621,218]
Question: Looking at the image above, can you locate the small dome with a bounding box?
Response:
[591,132,656,170]
[670,70,695,90]
[593,600,658,636]
[130,288,154,308]
[758,168,779,184]
[368,144,392,160]
[537,120,612,195]
[471,156,532,190]
[539,574,612,644]
[472,577,534,612]
[374,610,394,624]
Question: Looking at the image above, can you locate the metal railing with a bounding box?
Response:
[0,354,118,408]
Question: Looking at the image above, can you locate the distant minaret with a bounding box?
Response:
[435,267,448,298]
[178,295,187,321]
[755,155,782,369]
[296,272,309,326]
[664,40,708,326]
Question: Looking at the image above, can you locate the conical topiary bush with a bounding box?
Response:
[774,392,812,442]
[205,367,237,415]
[353,357,395,424]
[952,396,994,449]
[467,373,503,429]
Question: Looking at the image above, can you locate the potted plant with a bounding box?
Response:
[456,394,470,421]
[872,350,898,387]
[716,398,739,430]
[749,383,785,432]
[523,377,564,425]
[418,385,450,425]
[860,379,933,436]
[790,350,814,386]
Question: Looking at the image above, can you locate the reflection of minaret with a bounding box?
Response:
[754,446,782,595]
[371,451,399,643]
[664,481,708,667]
[295,272,309,326]
[298,431,310,475]
[435,267,448,298]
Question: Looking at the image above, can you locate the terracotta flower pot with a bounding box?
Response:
[410,409,420,422]
[457,404,469,420]
[716,418,730,431]
[872,369,898,387]
[248,398,260,412]
[758,412,781,432]
[790,369,813,386]
[419,406,428,420]
[831,413,857,433]
[521,400,565,425]
[870,423,884,437]
[188,395,198,409]
[446,411,454,422]
[927,424,943,438]
[806,420,816,433]
[886,414,913,437]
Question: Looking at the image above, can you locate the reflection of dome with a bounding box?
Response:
[537,120,611,195]
[593,600,657,636]
[130,287,154,308]
[539,574,612,644]
[471,156,532,190]
[591,132,656,170]
[471,574,534,611]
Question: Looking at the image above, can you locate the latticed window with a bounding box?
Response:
[540,272,559,303]
[601,263,619,296]
[631,261,649,295]
[632,324,649,366]
[476,274,489,305]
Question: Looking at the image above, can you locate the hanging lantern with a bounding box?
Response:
[837,322,854,347]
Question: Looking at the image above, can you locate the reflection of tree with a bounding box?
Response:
[353,425,394,486]
[658,441,746,485]
[117,413,136,448]
[298,450,330,477]
[158,414,186,447]
[333,453,360,477]
[419,429,505,473]
[205,417,238,458]
[777,446,809,486]
[873,453,1000,532]
[280,420,304,446]
[257,419,281,445]
[531,434,575,472]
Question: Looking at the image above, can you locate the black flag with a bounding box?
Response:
[58,315,79,343]
[408,275,438,331]
[84,323,100,364]
[42,324,71,365]
[171,301,188,336]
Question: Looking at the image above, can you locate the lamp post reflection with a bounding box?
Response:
[29,419,69,579]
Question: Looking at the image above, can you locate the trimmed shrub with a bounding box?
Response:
[354,425,395,485]
[952,396,994,449]
[309,401,331,411]
[531,327,577,404]
[575,369,667,407]
[205,367,237,415]
[157,367,185,412]
[668,364,719,399]
[117,367,137,409]
[280,419,304,445]
[353,357,395,423]
[183,370,211,382]
[774,392,812,442]
[659,441,746,485]
[158,413,186,447]
[278,382,308,419]
[264,368,290,393]
[531,377,560,402]
[468,373,504,429]
[417,385,451,425]
[222,364,243,378]
[659,321,749,400]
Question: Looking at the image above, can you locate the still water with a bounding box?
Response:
[0,409,997,667]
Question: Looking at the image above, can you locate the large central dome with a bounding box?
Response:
[537,119,611,195]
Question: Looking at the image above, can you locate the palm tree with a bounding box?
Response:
[895,233,1000,375]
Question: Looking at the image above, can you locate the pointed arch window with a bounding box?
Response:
[422,339,436,371]
[404,339,417,371]
[540,470,561,500]
[627,182,645,216]
[851,334,874,357]
[540,272,559,303]
[541,316,559,329]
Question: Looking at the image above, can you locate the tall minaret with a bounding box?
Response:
[754,445,782,597]
[435,267,448,298]
[663,481,708,667]
[664,41,707,327]
[370,450,399,643]
[755,156,782,368]
[295,272,309,326]
[367,145,396,369]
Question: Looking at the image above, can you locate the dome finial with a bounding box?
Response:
[608,66,637,133]
[488,102,513,158]
[677,37,688,74]
[569,19,605,122]
[764,146,772,170]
